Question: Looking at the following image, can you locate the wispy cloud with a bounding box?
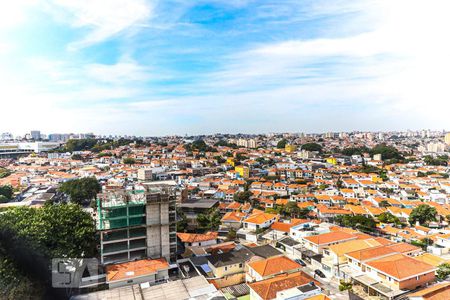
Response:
[43,0,154,49]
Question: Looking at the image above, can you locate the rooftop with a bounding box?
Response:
[106,258,169,282]
[248,272,320,300]
[248,256,301,277]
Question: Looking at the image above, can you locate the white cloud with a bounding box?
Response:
[195,0,450,129]
[0,0,38,30]
[84,58,151,84]
[46,0,153,49]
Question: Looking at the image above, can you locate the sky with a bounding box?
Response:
[0,0,449,136]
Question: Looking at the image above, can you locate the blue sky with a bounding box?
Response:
[0,0,449,135]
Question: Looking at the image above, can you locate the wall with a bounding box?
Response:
[210,261,245,278]
[109,273,157,289]
[212,272,246,288]
[398,272,435,290]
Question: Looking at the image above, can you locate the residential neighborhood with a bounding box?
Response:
[1,130,450,299]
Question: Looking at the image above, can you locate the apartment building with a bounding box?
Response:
[96,182,177,265]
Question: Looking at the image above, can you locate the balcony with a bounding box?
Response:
[103,230,128,242]
[129,239,146,250]
[103,242,128,254]
[129,228,146,238]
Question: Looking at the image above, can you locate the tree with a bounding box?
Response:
[0,195,8,203]
[184,140,216,152]
[379,200,391,208]
[378,212,400,224]
[370,144,403,160]
[0,167,11,178]
[282,201,300,218]
[424,155,448,166]
[277,139,288,149]
[379,170,389,181]
[341,147,370,156]
[176,208,188,232]
[64,138,98,152]
[59,177,101,205]
[214,156,226,164]
[123,157,136,165]
[301,143,322,152]
[409,204,437,225]
[227,229,237,240]
[412,238,434,251]
[0,185,13,203]
[446,215,450,223]
[233,191,252,203]
[339,280,352,291]
[197,208,221,231]
[0,203,96,298]
[335,215,376,232]
[71,154,83,160]
[437,263,450,280]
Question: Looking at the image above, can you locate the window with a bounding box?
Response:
[239,263,243,268]
[224,267,228,271]
[416,276,419,280]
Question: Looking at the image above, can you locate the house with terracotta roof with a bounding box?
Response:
[408,282,450,300]
[221,211,246,229]
[364,254,435,290]
[248,272,321,300]
[105,258,169,288]
[315,205,352,220]
[321,238,385,279]
[246,256,302,282]
[344,246,436,299]
[177,232,218,248]
[225,201,242,212]
[413,253,448,267]
[302,231,358,254]
[243,211,278,232]
[425,232,450,256]
[270,219,310,237]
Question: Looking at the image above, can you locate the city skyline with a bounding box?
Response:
[1,0,450,135]
[1,128,449,139]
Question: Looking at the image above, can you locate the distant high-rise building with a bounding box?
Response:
[445,133,450,145]
[236,138,257,148]
[137,168,153,181]
[48,133,71,142]
[30,130,41,140]
[0,132,13,141]
[324,132,336,138]
[247,138,257,148]
[426,142,446,153]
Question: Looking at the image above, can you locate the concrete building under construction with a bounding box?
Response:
[96,181,177,265]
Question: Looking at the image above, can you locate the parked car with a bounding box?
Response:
[295,259,306,266]
[314,269,326,278]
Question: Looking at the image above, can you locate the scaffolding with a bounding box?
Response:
[96,182,178,265]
